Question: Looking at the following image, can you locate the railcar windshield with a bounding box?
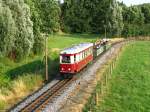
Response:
[61,55,71,63]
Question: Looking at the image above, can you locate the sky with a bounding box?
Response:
[117,0,150,6]
[60,0,150,6]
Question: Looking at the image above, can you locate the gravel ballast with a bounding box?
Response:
[10,41,127,112]
[10,79,59,112]
[58,42,127,112]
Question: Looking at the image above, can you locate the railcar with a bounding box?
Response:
[59,38,111,78]
[60,43,93,78]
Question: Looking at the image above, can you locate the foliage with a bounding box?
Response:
[0,0,34,60]
[90,0,123,36]
[61,0,92,33]
[25,0,61,54]
[24,0,44,54]
[61,0,124,36]
[0,0,61,59]
[0,74,43,110]
[38,0,61,33]
[121,3,150,37]
[0,2,16,57]
[140,4,150,23]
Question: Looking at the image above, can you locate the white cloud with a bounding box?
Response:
[117,0,150,6]
[60,0,64,3]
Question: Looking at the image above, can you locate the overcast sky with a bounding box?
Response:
[117,0,150,6]
[60,0,150,6]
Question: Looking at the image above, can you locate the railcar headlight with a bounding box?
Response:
[61,68,64,71]
[68,68,71,71]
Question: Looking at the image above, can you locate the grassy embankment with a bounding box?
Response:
[85,41,150,112]
[0,34,99,110]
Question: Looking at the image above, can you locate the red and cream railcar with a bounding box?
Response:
[60,43,93,76]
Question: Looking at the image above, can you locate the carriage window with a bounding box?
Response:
[85,51,87,57]
[82,52,84,59]
[74,55,76,62]
[80,53,82,60]
[62,56,70,63]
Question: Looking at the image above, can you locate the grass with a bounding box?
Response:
[89,41,150,112]
[0,33,99,110]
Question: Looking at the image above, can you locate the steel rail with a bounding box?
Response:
[21,79,72,112]
[34,78,74,112]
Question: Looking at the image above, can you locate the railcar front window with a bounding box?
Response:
[62,56,70,63]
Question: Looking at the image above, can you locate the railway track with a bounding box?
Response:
[20,78,74,112]
[10,40,129,112]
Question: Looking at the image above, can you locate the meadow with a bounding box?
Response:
[89,41,150,112]
[0,34,99,110]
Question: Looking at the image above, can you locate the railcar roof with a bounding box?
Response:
[60,43,93,54]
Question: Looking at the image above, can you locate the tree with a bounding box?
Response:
[25,0,44,54]
[0,2,16,57]
[39,0,61,33]
[0,0,34,60]
[62,0,124,36]
[25,0,61,54]
[141,4,150,23]
[121,4,145,37]
[61,0,92,33]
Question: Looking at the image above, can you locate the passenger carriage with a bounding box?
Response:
[93,38,111,58]
[60,43,93,77]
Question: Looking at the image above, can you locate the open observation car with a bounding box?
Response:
[60,43,93,77]
[93,38,111,58]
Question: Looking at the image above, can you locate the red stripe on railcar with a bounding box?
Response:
[60,54,93,74]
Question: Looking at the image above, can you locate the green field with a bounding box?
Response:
[92,41,150,112]
[0,34,98,110]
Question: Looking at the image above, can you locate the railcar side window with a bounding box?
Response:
[74,55,76,62]
[62,56,70,63]
[80,53,82,60]
[82,52,84,59]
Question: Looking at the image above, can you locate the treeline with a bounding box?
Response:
[0,0,34,60]
[61,1,150,37]
[0,0,60,60]
[0,0,150,60]
[121,3,150,37]
[61,0,123,37]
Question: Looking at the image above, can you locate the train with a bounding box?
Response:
[60,39,111,78]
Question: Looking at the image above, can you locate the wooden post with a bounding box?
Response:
[105,72,107,86]
[96,92,99,106]
[45,36,48,81]
[101,80,104,95]
[112,61,114,69]
[110,64,112,75]
[111,62,113,73]
[109,65,111,79]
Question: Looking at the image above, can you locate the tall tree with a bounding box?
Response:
[141,4,150,23]
[0,0,34,60]
[61,0,92,33]
[62,0,124,36]
[90,0,123,36]
[39,0,61,33]
[122,5,145,36]
[25,0,61,53]
[25,0,44,54]
[0,2,16,57]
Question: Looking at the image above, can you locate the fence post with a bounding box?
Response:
[96,92,99,106]
[101,80,104,95]
[105,71,108,86]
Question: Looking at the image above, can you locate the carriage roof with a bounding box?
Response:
[60,43,93,54]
